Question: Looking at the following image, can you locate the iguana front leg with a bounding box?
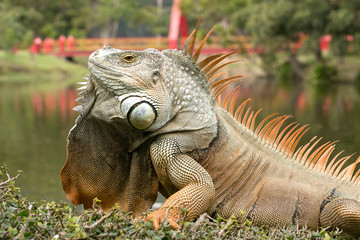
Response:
[145,137,215,229]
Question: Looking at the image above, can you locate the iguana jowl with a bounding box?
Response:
[60,21,360,237]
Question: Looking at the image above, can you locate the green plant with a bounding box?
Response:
[276,60,301,88]
[308,63,338,86]
[0,164,350,239]
[355,71,360,93]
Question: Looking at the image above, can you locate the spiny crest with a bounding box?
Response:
[73,75,90,114]
[183,19,360,184]
[180,18,243,96]
[219,91,360,184]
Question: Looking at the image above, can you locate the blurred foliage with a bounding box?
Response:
[89,0,147,38]
[182,0,360,81]
[355,71,360,93]
[308,63,338,86]
[0,1,25,50]
[0,0,171,49]
[2,0,359,82]
[276,61,298,88]
[0,164,350,239]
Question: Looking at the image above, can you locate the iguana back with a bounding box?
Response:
[60,20,360,237]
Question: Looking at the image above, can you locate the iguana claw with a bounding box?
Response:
[144,209,180,230]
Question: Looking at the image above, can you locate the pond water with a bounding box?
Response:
[1,68,360,204]
[0,84,78,202]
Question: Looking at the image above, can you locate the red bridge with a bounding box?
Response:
[40,35,251,58]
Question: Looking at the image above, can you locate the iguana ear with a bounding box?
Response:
[60,79,158,214]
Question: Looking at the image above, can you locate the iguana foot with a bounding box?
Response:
[320,198,360,237]
[144,209,180,230]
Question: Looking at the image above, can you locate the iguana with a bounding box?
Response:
[60,20,360,237]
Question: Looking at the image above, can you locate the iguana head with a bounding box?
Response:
[87,45,217,135]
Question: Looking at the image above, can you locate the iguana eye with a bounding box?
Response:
[121,53,136,63]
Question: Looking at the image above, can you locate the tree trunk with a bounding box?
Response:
[315,46,324,63]
[288,53,304,81]
[315,46,331,80]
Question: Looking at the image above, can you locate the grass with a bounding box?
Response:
[0,164,351,240]
[0,51,88,87]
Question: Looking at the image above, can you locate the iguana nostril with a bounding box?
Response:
[128,102,156,130]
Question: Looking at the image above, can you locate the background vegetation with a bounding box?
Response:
[182,0,360,83]
[0,0,171,49]
[2,0,360,84]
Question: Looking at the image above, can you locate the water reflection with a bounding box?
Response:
[1,77,360,203]
[0,85,78,202]
[232,79,360,156]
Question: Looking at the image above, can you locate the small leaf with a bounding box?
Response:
[17,209,29,217]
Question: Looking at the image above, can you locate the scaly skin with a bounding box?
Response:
[61,25,360,237]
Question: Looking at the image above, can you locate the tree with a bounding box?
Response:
[181,0,360,81]
[0,1,26,50]
[90,0,140,38]
[0,0,172,49]
[84,0,170,38]
[0,0,94,40]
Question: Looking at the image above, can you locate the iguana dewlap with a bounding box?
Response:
[60,21,360,237]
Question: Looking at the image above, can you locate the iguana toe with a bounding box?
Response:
[145,209,180,230]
